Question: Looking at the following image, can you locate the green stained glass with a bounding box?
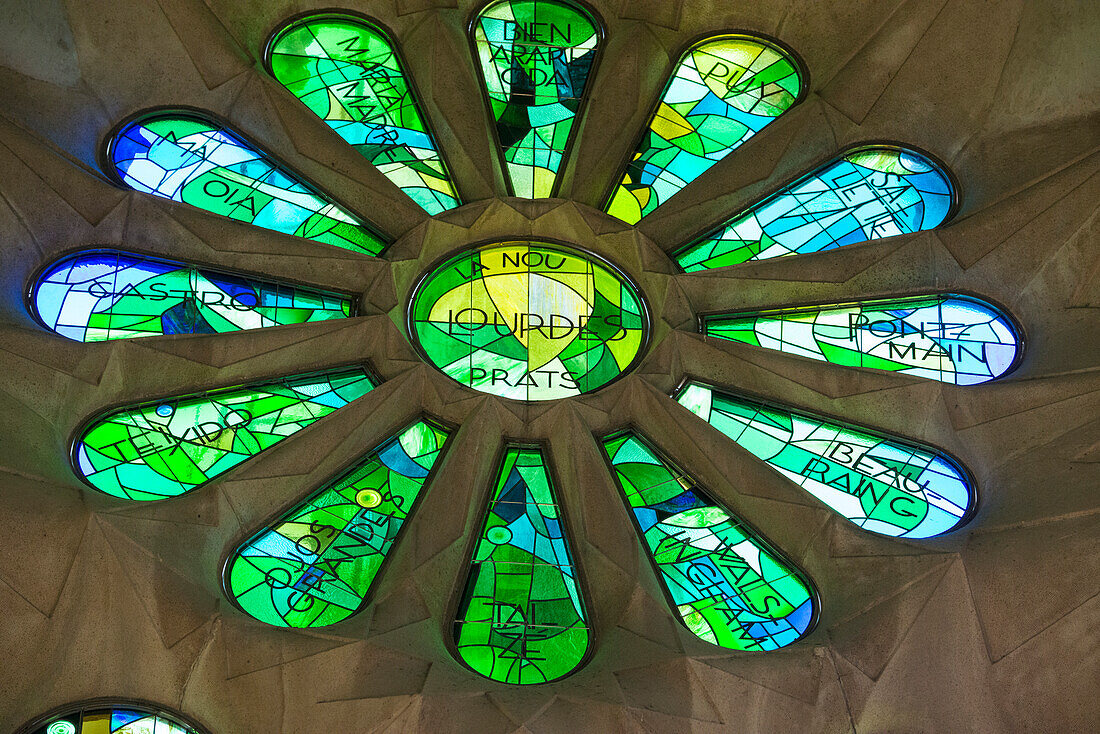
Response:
[676,146,955,270]
[473,0,601,198]
[675,382,976,538]
[72,367,377,501]
[32,249,353,342]
[105,110,387,254]
[407,241,648,401]
[267,13,460,215]
[704,294,1021,385]
[601,430,816,650]
[453,445,590,683]
[225,419,450,628]
[605,35,803,224]
[25,704,201,734]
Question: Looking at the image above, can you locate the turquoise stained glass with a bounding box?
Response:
[453,445,590,683]
[602,430,816,650]
[105,110,387,254]
[267,13,460,214]
[605,35,804,224]
[49,21,1013,688]
[225,419,450,627]
[32,249,353,342]
[72,367,376,500]
[473,0,601,198]
[675,382,975,538]
[704,294,1021,385]
[676,146,955,270]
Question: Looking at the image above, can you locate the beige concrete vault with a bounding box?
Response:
[0,0,1097,731]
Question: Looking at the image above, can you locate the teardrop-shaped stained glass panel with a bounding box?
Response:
[704,294,1021,385]
[676,146,955,270]
[32,250,354,342]
[601,430,816,651]
[604,35,804,224]
[25,704,202,734]
[225,419,450,628]
[105,111,387,254]
[454,445,591,683]
[675,382,976,538]
[473,0,600,198]
[72,367,377,501]
[267,13,460,215]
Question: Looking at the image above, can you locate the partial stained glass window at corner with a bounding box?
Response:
[72,367,377,500]
[704,294,1021,386]
[473,0,601,198]
[453,445,591,683]
[601,430,816,651]
[676,145,955,270]
[675,382,976,538]
[225,419,450,628]
[267,12,461,215]
[31,249,354,342]
[25,704,202,734]
[105,110,387,254]
[605,34,804,224]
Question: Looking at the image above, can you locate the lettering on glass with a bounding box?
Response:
[702,294,1020,385]
[408,242,648,400]
[674,382,976,538]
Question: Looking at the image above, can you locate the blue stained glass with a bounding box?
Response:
[110,712,145,729]
[602,430,816,650]
[675,382,976,538]
[704,294,1022,385]
[30,249,354,342]
[676,146,956,271]
[105,111,387,255]
[25,704,201,734]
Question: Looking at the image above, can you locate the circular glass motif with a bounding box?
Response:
[408,242,649,400]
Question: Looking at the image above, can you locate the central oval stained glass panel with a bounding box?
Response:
[408,241,649,400]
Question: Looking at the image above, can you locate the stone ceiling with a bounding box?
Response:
[0,0,1097,731]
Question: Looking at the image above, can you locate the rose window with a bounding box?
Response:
[20,0,1031,693]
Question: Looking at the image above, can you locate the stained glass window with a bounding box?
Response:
[72,367,377,501]
[453,445,590,683]
[31,249,354,342]
[22,704,202,734]
[601,430,816,651]
[604,35,804,224]
[676,146,955,270]
[224,419,450,628]
[675,382,975,538]
[267,12,460,214]
[407,241,648,400]
[704,294,1022,385]
[472,0,600,198]
[104,110,387,254]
